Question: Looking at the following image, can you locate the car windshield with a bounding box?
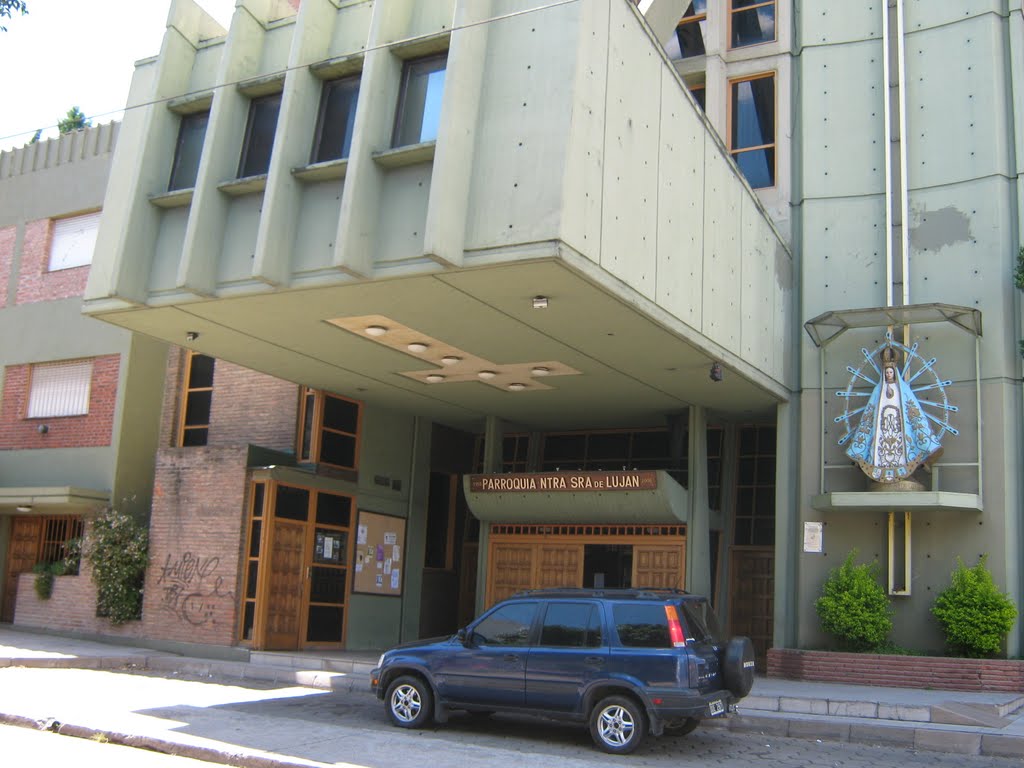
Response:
[678,600,723,643]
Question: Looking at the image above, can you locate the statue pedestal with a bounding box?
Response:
[867,477,926,492]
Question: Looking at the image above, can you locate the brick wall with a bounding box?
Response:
[15,218,90,304]
[142,446,251,646]
[0,224,13,307]
[13,557,146,641]
[159,345,299,453]
[0,355,120,449]
[768,648,1024,693]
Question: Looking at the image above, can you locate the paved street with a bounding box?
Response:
[0,666,1021,768]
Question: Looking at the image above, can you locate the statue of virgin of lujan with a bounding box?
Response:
[845,346,942,483]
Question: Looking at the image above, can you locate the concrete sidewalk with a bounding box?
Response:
[1,625,1023,765]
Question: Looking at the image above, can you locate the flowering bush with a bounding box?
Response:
[71,508,149,624]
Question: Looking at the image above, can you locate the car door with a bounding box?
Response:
[525,601,608,712]
[437,600,538,708]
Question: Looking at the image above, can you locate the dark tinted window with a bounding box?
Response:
[472,602,537,646]
[168,111,208,191]
[239,93,281,178]
[614,604,671,648]
[275,485,310,521]
[679,600,723,643]
[313,76,360,163]
[539,603,602,648]
[393,54,447,147]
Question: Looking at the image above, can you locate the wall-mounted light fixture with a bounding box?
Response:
[532,295,549,309]
[37,424,49,434]
[709,362,723,382]
[15,505,32,513]
[186,331,200,342]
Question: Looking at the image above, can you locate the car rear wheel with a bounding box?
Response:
[664,717,700,736]
[589,695,647,754]
[386,675,433,728]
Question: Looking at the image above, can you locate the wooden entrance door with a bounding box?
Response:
[632,545,685,589]
[2,518,42,623]
[728,546,774,668]
[264,520,305,649]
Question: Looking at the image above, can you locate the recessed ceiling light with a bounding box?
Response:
[440,355,462,365]
[407,342,429,353]
[365,325,388,337]
[530,366,550,377]
[508,382,526,391]
[532,295,549,309]
[477,370,497,380]
[425,374,445,383]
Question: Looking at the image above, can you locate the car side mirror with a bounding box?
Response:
[456,628,469,645]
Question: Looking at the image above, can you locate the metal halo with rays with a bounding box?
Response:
[834,332,959,448]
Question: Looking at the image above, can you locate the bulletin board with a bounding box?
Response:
[352,510,406,596]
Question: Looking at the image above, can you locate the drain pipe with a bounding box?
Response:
[882,0,894,306]
[896,0,911,309]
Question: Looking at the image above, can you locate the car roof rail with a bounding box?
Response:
[510,587,694,600]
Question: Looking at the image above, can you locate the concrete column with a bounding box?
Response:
[773,399,800,649]
[685,405,711,596]
[474,415,503,614]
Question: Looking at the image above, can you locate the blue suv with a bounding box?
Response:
[370,588,754,754]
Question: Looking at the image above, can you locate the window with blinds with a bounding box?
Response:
[27,360,93,418]
[48,212,101,271]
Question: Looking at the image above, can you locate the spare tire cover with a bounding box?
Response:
[721,636,755,699]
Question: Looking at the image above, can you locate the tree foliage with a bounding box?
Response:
[815,550,893,652]
[932,555,1017,658]
[0,0,27,32]
[58,106,91,134]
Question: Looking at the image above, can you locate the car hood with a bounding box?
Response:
[386,635,456,653]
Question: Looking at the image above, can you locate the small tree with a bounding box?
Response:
[932,555,1017,658]
[71,508,149,625]
[0,0,27,32]
[57,106,91,134]
[815,550,893,652]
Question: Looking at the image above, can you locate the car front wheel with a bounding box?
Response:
[589,695,647,754]
[385,675,434,728]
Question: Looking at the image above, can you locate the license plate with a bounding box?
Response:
[709,699,725,716]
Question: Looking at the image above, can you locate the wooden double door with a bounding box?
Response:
[1,518,42,623]
[252,484,353,651]
[486,524,686,606]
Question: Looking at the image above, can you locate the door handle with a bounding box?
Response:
[585,656,605,666]
[503,654,520,663]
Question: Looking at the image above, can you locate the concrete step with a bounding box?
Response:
[744,692,1024,727]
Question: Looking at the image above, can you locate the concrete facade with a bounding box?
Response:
[2,0,1022,661]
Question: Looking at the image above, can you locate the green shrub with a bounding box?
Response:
[932,555,1017,658]
[32,561,54,600]
[73,508,149,625]
[815,550,893,651]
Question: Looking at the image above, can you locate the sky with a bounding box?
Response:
[0,0,235,152]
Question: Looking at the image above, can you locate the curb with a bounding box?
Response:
[703,710,1024,758]
[0,710,330,768]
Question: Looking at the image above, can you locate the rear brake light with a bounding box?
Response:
[665,605,686,648]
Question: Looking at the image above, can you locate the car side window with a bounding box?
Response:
[472,602,537,646]
[613,604,672,648]
[539,602,602,648]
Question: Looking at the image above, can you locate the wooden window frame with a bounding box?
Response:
[672,1,708,59]
[727,72,776,190]
[728,0,777,51]
[296,387,362,471]
[177,351,214,447]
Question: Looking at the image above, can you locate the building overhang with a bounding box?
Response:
[464,470,689,524]
[810,491,982,514]
[0,486,110,516]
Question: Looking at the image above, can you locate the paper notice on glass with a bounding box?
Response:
[391,569,400,590]
[357,525,367,545]
[392,545,401,562]
[804,521,824,553]
[384,532,397,545]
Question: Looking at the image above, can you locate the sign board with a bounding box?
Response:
[469,470,658,493]
[352,510,406,596]
[803,522,823,554]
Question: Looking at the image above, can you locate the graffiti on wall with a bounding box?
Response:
[157,552,234,626]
